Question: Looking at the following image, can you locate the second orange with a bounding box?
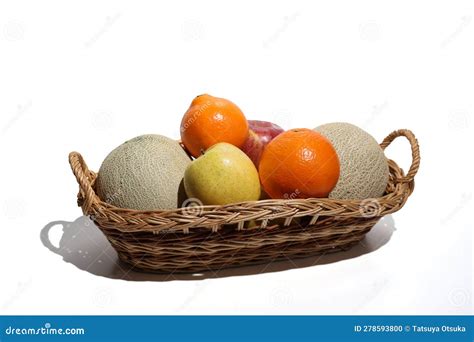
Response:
[259,128,340,199]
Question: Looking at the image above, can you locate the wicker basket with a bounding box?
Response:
[69,129,420,273]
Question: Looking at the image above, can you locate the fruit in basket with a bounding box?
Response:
[248,120,285,145]
[259,128,340,199]
[96,134,190,210]
[184,142,260,205]
[314,122,389,199]
[241,120,284,167]
[240,129,264,167]
[180,94,249,158]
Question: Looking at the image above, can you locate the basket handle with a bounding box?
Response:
[69,152,96,214]
[380,129,420,183]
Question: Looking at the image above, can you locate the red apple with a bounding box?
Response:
[240,129,264,167]
[248,120,284,145]
[241,120,285,168]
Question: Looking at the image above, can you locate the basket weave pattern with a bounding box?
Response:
[69,129,420,273]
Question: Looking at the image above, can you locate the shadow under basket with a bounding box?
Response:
[69,129,420,273]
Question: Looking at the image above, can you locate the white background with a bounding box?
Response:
[0,0,472,315]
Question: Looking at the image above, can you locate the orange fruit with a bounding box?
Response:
[259,128,340,199]
[180,94,249,157]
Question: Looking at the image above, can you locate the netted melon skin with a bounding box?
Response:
[314,123,389,200]
[96,134,190,210]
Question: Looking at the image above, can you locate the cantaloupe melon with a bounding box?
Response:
[96,134,191,210]
[314,123,389,199]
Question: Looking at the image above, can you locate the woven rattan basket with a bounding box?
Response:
[69,129,420,273]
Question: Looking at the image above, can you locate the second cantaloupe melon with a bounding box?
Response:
[314,122,389,200]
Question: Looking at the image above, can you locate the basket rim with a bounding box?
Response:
[69,129,420,233]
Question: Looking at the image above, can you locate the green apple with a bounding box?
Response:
[184,142,261,205]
